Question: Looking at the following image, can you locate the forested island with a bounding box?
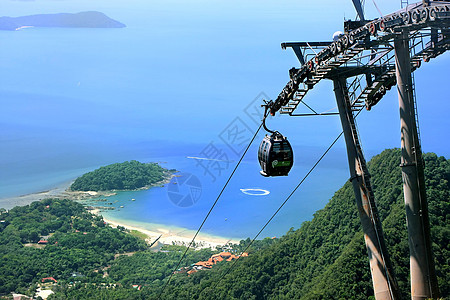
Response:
[0,11,125,31]
[0,149,448,299]
[70,160,174,192]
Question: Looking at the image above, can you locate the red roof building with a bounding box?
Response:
[41,277,57,283]
[210,254,224,263]
[194,261,213,269]
[192,251,249,272]
[226,254,238,261]
[219,252,232,258]
[187,269,197,275]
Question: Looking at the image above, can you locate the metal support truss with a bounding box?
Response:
[264,1,450,299]
[333,77,400,300]
[268,1,450,116]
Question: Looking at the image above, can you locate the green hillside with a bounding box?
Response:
[154,149,449,299]
[70,160,171,191]
[0,198,147,295]
[0,199,215,298]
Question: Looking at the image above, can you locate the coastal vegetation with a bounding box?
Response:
[0,199,146,295]
[0,149,448,299]
[0,199,215,298]
[70,160,172,192]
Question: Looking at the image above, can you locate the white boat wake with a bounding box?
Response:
[186,156,234,163]
[240,188,270,196]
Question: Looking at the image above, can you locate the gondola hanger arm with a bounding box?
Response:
[261,100,276,134]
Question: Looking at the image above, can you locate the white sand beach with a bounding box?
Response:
[99,214,239,250]
[1,182,240,250]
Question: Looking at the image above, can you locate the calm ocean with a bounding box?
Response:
[82,146,349,239]
[5,1,447,239]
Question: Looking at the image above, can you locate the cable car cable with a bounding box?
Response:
[214,107,365,290]
[212,130,344,290]
[157,119,265,299]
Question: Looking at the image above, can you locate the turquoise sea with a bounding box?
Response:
[80,147,349,239]
[1,0,448,239]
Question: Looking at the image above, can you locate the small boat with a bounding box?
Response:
[120,205,124,208]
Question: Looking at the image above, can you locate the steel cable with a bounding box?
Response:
[157,121,264,299]
[211,130,345,291]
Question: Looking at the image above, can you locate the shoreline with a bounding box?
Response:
[0,172,175,210]
[0,180,75,210]
[96,211,239,250]
[1,178,240,250]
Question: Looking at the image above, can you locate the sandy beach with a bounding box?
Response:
[98,213,239,250]
[1,182,239,250]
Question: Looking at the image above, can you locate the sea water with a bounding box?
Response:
[0,1,398,239]
[74,143,349,239]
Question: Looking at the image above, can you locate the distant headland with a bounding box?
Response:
[0,11,125,31]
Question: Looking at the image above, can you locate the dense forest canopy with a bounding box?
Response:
[144,149,448,299]
[0,199,147,295]
[70,160,171,191]
[155,149,445,300]
[0,199,217,298]
[0,149,448,299]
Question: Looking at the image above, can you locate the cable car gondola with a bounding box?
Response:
[258,131,293,177]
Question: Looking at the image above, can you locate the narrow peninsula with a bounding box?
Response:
[0,11,125,31]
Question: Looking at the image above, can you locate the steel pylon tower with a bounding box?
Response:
[394,29,440,299]
[264,1,449,298]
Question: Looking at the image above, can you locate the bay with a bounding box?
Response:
[0,15,350,239]
[3,0,447,240]
[79,145,348,239]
